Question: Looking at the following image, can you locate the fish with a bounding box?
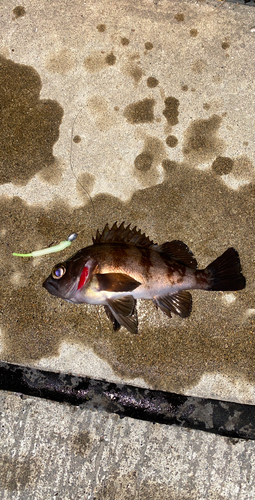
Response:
[43,222,246,334]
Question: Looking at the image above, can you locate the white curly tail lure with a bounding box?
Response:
[12,233,78,258]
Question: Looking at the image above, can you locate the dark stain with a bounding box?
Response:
[183,115,225,165]
[175,13,185,22]
[144,42,153,50]
[181,84,188,91]
[73,135,81,143]
[203,103,210,111]
[133,135,166,185]
[71,431,91,456]
[114,106,119,112]
[147,77,159,88]
[93,471,201,500]
[212,156,234,175]
[38,159,63,185]
[166,135,178,148]
[97,24,106,32]
[124,63,143,84]
[46,49,75,74]
[0,455,41,491]
[162,97,179,127]
[190,29,198,37]
[105,52,116,66]
[243,141,248,146]
[191,59,207,74]
[134,153,153,172]
[84,51,116,72]
[161,159,178,172]
[12,6,26,18]
[0,158,253,393]
[76,172,96,201]
[123,98,155,124]
[86,95,114,131]
[0,56,63,185]
[121,37,130,46]
[222,42,230,50]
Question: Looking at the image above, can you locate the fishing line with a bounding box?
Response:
[13,108,96,258]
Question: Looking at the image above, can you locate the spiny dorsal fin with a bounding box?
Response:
[92,222,154,248]
[153,241,197,269]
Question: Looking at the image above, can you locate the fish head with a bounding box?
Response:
[43,249,96,302]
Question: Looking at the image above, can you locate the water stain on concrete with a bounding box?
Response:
[183,115,225,165]
[222,41,230,50]
[166,135,178,148]
[84,51,116,72]
[73,135,81,143]
[105,52,116,66]
[0,157,253,393]
[191,59,207,74]
[144,42,153,50]
[0,56,63,185]
[123,62,143,84]
[12,6,26,19]
[212,157,234,175]
[203,103,211,111]
[190,29,198,37]
[175,13,185,22]
[87,96,115,131]
[38,158,64,185]
[76,172,96,201]
[97,24,106,32]
[71,431,91,456]
[121,37,130,46]
[46,49,75,74]
[134,135,166,185]
[93,471,209,500]
[147,77,159,88]
[123,98,155,124]
[134,152,153,172]
[0,454,41,491]
[162,97,179,127]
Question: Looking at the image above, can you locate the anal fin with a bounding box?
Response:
[153,291,192,318]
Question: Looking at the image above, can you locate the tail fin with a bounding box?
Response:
[206,248,246,291]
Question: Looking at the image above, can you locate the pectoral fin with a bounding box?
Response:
[153,291,192,318]
[106,296,138,334]
[95,273,141,293]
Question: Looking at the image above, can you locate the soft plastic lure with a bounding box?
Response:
[12,233,78,258]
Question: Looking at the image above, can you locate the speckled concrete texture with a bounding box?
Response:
[1,391,255,500]
[0,0,254,404]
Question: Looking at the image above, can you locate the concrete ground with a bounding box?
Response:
[0,0,255,498]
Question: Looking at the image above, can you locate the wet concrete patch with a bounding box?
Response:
[123,98,155,124]
[0,56,63,185]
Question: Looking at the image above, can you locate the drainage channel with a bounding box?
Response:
[0,361,254,440]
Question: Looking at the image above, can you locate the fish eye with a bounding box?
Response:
[52,265,66,279]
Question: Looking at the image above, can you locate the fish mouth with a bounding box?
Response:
[43,277,63,298]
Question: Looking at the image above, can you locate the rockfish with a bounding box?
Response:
[43,222,246,333]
